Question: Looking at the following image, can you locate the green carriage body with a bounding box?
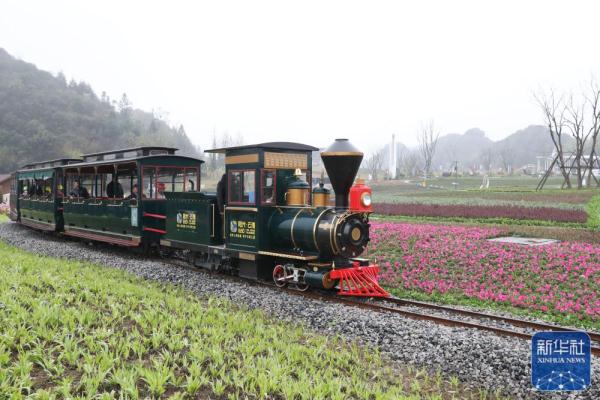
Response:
[15,158,82,231]
[15,147,203,248]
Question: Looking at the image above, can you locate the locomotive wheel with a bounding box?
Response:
[295,282,310,292]
[273,265,287,288]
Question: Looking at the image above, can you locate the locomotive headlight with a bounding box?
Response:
[361,192,372,207]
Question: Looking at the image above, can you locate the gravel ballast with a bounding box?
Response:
[0,222,597,399]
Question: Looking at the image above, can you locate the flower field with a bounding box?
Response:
[373,203,587,223]
[369,222,600,328]
[0,202,8,216]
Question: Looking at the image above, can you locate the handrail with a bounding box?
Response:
[143,212,166,219]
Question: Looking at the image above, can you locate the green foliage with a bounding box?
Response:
[0,48,200,173]
[586,195,600,230]
[0,240,490,399]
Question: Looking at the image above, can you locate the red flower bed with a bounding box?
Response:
[370,222,600,321]
[374,202,587,223]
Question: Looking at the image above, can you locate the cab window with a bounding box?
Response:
[261,169,276,205]
[185,168,199,192]
[229,170,255,204]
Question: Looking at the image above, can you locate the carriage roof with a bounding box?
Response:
[205,142,318,154]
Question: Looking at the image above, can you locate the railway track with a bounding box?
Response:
[167,256,600,356]
[326,292,600,356]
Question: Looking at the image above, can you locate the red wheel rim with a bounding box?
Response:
[273,265,287,287]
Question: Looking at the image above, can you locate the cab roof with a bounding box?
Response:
[205,141,318,154]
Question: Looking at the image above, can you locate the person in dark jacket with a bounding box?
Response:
[216,173,227,214]
[106,178,124,198]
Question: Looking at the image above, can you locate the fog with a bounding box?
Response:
[1,0,599,152]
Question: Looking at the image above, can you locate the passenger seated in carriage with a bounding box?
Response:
[106,178,124,198]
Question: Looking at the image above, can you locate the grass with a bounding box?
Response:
[0,240,500,399]
[0,214,8,223]
[370,176,592,209]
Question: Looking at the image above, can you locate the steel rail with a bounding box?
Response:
[379,297,600,343]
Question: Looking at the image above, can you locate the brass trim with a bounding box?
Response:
[258,251,318,261]
[239,252,256,261]
[312,209,329,253]
[329,215,338,255]
[313,193,330,207]
[307,262,332,267]
[351,227,361,241]
[225,153,259,165]
[225,206,258,212]
[290,208,304,249]
[320,151,363,156]
[264,152,307,169]
[286,188,309,206]
[322,271,336,290]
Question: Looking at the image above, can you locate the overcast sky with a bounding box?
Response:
[1,0,600,153]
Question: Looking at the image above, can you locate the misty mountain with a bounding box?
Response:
[0,48,200,173]
[383,125,567,173]
[431,125,561,171]
[492,125,560,170]
[432,128,493,170]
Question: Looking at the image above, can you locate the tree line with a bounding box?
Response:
[0,48,200,173]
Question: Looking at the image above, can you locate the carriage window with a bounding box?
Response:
[261,169,275,205]
[229,170,255,204]
[185,168,199,192]
[19,179,31,197]
[42,178,53,198]
[119,174,136,199]
[157,167,185,198]
[80,175,93,199]
[143,168,155,199]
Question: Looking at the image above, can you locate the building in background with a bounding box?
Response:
[0,174,10,204]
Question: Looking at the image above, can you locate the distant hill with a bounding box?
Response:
[432,128,493,171]
[383,125,571,174]
[0,48,200,173]
[492,125,560,170]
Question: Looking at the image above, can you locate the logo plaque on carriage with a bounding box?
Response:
[531,331,591,391]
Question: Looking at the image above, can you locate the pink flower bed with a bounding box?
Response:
[374,202,587,223]
[368,222,600,320]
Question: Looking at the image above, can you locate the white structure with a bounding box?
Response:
[388,134,397,179]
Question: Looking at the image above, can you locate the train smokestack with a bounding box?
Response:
[320,139,363,209]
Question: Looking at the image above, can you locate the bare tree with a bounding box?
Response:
[535,90,572,188]
[497,142,513,175]
[399,149,420,177]
[479,146,494,175]
[417,120,440,180]
[364,147,385,181]
[585,78,600,187]
[565,93,589,188]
